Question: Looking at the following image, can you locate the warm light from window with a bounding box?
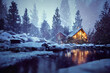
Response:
[73,35,76,39]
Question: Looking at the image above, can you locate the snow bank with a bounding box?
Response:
[1,32,12,38]
[106,44,110,47]
[13,42,43,48]
[12,34,28,42]
[0,51,54,68]
[0,31,41,43]
[75,44,95,47]
[58,59,110,73]
[29,37,40,42]
[72,43,108,48]
[0,32,12,41]
[0,43,9,51]
[7,42,45,52]
[48,43,72,49]
[95,44,105,47]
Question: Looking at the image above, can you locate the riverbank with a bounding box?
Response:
[0,51,54,68]
[0,42,110,52]
[58,59,110,73]
[0,49,110,73]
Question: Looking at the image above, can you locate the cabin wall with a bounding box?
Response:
[56,33,66,44]
[67,30,87,44]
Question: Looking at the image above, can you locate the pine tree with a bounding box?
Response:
[60,0,71,28]
[0,19,4,30]
[29,23,40,37]
[40,20,50,39]
[52,7,63,37]
[73,10,82,30]
[102,1,109,15]
[87,29,94,43]
[0,0,7,30]
[93,1,110,44]
[0,0,7,19]
[6,1,21,33]
[30,4,39,36]
[31,4,38,27]
[22,8,30,34]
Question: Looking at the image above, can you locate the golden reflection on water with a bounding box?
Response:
[65,49,91,65]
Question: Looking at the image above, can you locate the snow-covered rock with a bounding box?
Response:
[0,32,12,42]
[1,32,12,38]
[48,43,72,51]
[12,33,28,42]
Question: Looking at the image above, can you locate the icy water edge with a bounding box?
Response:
[0,48,110,73]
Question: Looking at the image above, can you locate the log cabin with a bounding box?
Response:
[67,28,87,44]
[56,32,66,44]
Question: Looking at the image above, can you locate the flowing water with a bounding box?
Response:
[0,48,110,73]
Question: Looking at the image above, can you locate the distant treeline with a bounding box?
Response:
[0,0,110,44]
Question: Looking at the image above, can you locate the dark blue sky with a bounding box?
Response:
[3,0,110,33]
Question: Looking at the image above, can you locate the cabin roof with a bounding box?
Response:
[68,28,84,37]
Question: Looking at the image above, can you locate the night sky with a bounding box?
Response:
[3,0,110,33]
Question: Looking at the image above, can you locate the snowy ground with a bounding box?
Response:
[58,59,110,73]
[0,51,54,68]
[0,31,110,52]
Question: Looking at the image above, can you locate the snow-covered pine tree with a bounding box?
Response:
[6,1,21,33]
[60,0,71,28]
[29,23,40,37]
[30,4,40,37]
[52,7,63,37]
[31,4,38,27]
[40,20,50,40]
[73,10,82,30]
[22,8,30,34]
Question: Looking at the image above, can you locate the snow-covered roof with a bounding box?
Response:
[68,28,82,37]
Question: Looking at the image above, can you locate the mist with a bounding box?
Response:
[3,0,110,32]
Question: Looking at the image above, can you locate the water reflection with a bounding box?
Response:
[65,49,91,64]
[0,57,57,73]
[0,49,110,73]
